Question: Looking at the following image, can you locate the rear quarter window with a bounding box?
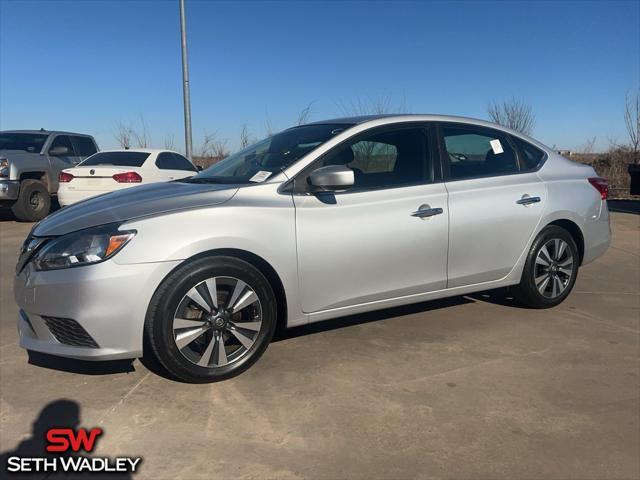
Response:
[156,152,197,171]
[512,136,546,170]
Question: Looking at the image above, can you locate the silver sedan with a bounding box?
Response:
[14,115,611,382]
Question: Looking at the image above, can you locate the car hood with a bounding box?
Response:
[33,181,240,237]
[0,150,42,160]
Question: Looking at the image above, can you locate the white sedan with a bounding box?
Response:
[57,149,198,206]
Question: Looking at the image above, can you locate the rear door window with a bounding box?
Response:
[442,125,519,180]
[156,152,197,171]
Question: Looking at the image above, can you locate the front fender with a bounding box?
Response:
[115,183,305,327]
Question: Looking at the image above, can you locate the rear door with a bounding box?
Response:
[439,123,546,288]
[293,123,449,313]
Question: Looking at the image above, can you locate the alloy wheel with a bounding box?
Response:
[172,276,262,368]
[534,238,575,299]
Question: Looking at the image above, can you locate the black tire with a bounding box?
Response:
[11,179,51,222]
[144,256,277,383]
[513,225,579,308]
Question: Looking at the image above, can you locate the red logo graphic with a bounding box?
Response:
[46,428,103,453]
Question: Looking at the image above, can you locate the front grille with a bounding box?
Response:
[42,316,99,348]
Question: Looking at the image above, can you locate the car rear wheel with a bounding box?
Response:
[145,256,277,383]
[11,179,51,222]
[513,225,579,308]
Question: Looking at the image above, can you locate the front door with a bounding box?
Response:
[293,124,449,313]
[47,135,79,192]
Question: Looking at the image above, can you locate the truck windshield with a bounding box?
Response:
[0,133,49,153]
[185,124,352,184]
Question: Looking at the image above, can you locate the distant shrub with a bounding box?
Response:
[571,148,634,198]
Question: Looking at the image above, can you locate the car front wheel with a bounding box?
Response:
[145,256,277,383]
[513,225,579,308]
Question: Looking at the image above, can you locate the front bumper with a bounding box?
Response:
[0,180,20,201]
[15,257,181,360]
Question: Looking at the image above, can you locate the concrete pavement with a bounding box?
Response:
[0,213,638,479]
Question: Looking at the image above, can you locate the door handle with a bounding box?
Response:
[516,195,541,206]
[411,206,444,218]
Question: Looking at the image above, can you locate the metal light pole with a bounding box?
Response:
[179,0,193,160]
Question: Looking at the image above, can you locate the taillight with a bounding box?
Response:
[112,171,142,183]
[588,177,608,200]
[59,171,74,183]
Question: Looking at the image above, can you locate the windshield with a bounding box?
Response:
[0,133,49,153]
[186,124,351,184]
[80,151,150,167]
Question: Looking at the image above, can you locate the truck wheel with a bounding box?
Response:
[11,180,51,222]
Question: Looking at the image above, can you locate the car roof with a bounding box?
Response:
[0,129,95,137]
[305,113,507,128]
[95,149,180,154]
[303,114,546,149]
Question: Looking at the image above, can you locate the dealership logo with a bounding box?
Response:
[46,427,103,452]
[5,427,141,474]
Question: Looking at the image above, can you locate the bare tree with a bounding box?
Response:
[581,136,597,154]
[487,97,535,135]
[197,131,229,160]
[113,121,133,149]
[296,102,313,125]
[113,117,150,149]
[624,89,639,162]
[264,112,274,138]
[164,134,175,150]
[131,115,149,148]
[239,124,252,149]
[337,95,404,116]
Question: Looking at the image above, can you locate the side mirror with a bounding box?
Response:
[309,165,354,190]
[49,146,69,156]
[196,165,203,171]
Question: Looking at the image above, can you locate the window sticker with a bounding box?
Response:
[490,139,504,155]
[249,170,272,183]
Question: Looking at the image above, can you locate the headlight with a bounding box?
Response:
[0,158,9,177]
[33,224,136,271]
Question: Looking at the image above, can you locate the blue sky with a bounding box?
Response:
[1,0,638,153]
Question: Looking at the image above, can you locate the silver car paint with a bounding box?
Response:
[33,181,239,236]
[294,182,449,312]
[16,257,181,359]
[14,115,611,360]
[445,171,547,287]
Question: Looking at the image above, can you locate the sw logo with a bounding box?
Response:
[5,427,141,474]
[46,427,103,452]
